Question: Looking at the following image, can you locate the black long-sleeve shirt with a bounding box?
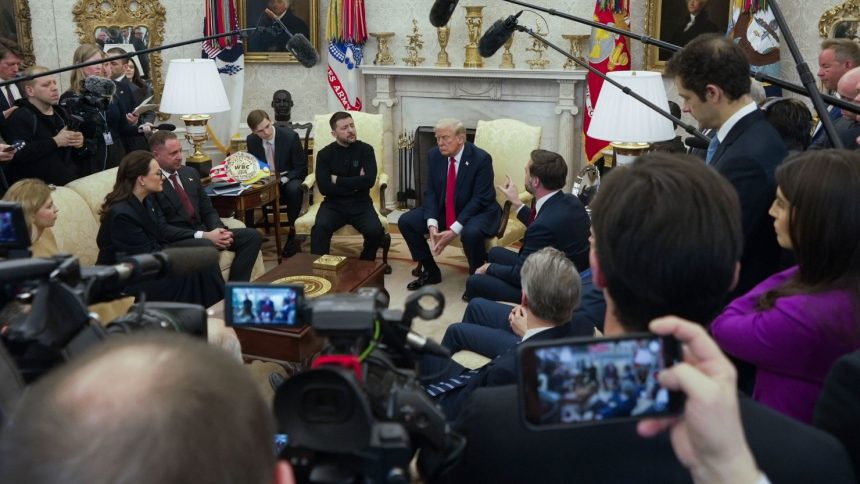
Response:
[314,140,376,204]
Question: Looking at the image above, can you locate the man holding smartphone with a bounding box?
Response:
[0,66,86,186]
[422,153,855,483]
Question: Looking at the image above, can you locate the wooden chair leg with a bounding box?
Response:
[382,233,392,274]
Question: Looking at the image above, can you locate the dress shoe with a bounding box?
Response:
[407,271,441,290]
[281,238,299,258]
[461,291,470,302]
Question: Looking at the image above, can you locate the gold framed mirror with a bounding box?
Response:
[72,0,166,107]
[1,0,35,66]
[820,0,860,39]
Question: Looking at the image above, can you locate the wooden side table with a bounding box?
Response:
[210,177,283,264]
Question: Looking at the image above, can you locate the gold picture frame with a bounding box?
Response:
[1,0,35,67]
[72,0,166,112]
[239,0,319,63]
[819,0,860,39]
[645,0,732,71]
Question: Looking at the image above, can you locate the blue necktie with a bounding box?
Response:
[424,369,479,397]
[705,136,721,164]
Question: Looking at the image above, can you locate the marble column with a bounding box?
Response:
[555,79,580,189]
[370,75,398,209]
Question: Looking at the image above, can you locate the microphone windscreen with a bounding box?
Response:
[478,20,512,58]
[160,247,220,278]
[155,123,176,131]
[684,136,711,150]
[429,0,460,27]
[83,76,117,98]
[287,34,319,68]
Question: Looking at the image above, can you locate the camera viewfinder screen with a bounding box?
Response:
[521,336,680,427]
[0,211,19,243]
[227,284,303,328]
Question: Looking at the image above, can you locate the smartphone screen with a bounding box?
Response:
[225,283,305,328]
[518,333,684,429]
[274,433,289,457]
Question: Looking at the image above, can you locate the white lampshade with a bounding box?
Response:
[587,71,676,143]
[159,58,230,114]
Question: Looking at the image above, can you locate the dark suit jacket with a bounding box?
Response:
[422,142,501,235]
[711,110,787,297]
[815,349,860,480]
[437,323,571,421]
[667,10,720,48]
[246,126,308,181]
[487,192,590,287]
[426,385,857,484]
[154,165,223,235]
[96,195,187,265]
[809,112,860,150]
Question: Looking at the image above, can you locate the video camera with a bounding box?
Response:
[268,287,465,483]
[0,202,209,383]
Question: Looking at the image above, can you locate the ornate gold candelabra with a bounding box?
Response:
[463,6,485,68]
[562,34,590,70]
[435,26,451,67]
[499,33,515,68]
[370,32,395,65]
[403,19,425,67]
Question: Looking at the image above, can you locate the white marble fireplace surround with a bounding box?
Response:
[360,66,587,205]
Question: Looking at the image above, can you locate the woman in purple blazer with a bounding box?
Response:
[711,149,860,424]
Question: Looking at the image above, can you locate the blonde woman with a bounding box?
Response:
[2,178,59,257]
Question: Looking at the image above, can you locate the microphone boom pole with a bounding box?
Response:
[0,27,257,88]
[511,24,710,143]
[498,0,850,148]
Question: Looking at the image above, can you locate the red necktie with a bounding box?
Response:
[169,173,196,220]
[445,157,457,228]
[527,205,537,225]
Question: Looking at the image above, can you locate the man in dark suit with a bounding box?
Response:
[246,109,307,257]
[399,118,501,289]
[0,38,22,115]
[150,131,262,281]
[465,149,589,303]
[423,154,856,484]
[809,66,860,150]
[419,246,582,421]
[667,34,787,299]
[816,349,860,480]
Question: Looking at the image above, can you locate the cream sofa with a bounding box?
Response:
[50,167,265,280]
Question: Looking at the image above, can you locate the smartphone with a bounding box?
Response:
[3,141,24,152]
[274,433,289,457]
[224,282,306,328]
[518,333,684,429]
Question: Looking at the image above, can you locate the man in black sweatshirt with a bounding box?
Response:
[1,66,86,186]
[310,111,384,260]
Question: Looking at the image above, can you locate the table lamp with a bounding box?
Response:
[159,58,230,176]
[587,71,676,168]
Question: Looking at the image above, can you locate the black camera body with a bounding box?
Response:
[273,287,463,483]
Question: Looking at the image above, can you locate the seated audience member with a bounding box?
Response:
[464,149,589,303]
[150,131,262,281]
[420,246,582,421]
[2,178,58,257]
[816,348,860,480]
[809,66,860,150]
[61,44,139,176]
[0,66,85,186]
[711,150,860,424]
[97,150,224,307]
[245,109,307,258]
[443,270,603,359]
[399,118,501,288]
[311,111,384,261]
[425,153,856,483]
[0,333,294,484]
[761,97,813,152]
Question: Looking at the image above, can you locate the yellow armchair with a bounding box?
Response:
[293,111,391,272]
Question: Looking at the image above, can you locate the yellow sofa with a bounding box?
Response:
[50,167,265,280]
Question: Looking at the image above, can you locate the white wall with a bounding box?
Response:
[29,0,843,128]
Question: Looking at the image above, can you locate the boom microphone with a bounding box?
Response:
[429,0,460,27]
[265,8,319,67]
[684,136,711,150]
[478,11,523,58]
[83,76,117,98]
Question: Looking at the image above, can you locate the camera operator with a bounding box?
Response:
[0,66,85,187]
[0,333,295,484]
[60,44,139,177]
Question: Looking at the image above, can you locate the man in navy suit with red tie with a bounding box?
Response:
[399,118,501,290]
[465,149,590,303]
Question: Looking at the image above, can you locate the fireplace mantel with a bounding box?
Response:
[360,65,587,206]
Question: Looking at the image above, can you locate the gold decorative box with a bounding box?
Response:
[313,255,347,271]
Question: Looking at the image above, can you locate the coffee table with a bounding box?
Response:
[232,252,387,366]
